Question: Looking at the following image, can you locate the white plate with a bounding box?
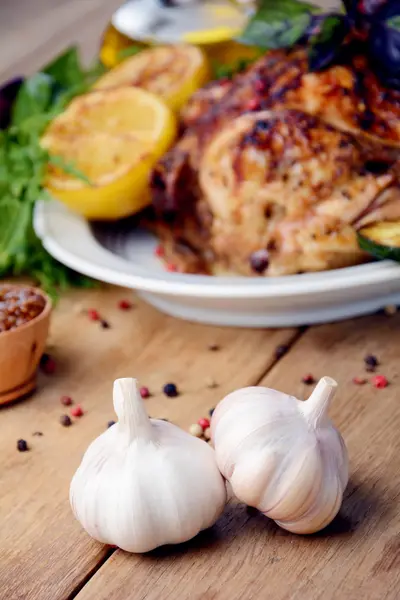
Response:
[34,200,400,328]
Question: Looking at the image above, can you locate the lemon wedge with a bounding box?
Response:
[42,87,177,220]
[94,45,210,112]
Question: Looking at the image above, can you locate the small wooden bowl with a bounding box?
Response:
[0,287,52,405]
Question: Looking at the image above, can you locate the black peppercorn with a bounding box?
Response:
[209,407,215,417]
[163,383,179,397]
[17,439,29,452]
[100,319,110,329]
[364,354,379,368]
[250,250,269,274]
[107,420,116,428]
[60,414,72,427]
[302,374,315,385]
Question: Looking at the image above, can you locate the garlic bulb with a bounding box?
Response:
[70,378,226,552]
[211,377,348,534]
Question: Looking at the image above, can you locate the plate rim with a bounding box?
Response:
[34,200,400,299]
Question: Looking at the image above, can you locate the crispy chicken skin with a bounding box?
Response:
[150,48,400,276]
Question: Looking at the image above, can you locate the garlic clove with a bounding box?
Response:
[70,378,227,552]
[211,376,348,535]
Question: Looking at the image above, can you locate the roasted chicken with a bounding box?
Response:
[150,48,400,276]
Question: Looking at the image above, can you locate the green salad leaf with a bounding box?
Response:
[0,46,101,298]
[239,0,319,49]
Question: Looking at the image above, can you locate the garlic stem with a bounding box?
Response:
[113,378,154,442]
[303,376,338,428]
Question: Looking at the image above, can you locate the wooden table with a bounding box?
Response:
[1,2,400,599]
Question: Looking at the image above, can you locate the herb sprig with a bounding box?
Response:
[240,0,400,90]
[0,47,105,298]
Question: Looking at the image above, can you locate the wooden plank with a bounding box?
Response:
[0,287,298,600]
[74,312,400,600]
[0,0,122,83]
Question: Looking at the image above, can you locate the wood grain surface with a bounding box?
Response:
[1,1,400,599]
[0,288,298,600]
[74,310,400,600]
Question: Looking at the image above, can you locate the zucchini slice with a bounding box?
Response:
[358,221,400,262]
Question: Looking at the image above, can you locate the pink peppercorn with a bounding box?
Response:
[302,374,315,385]
[371,375,389,389]
[140,386,151,399]
[61,395,73,406]
[41,355,56,375]
[247,98,259,111]
[155,245,165,258]
[88,309,100,321]
[118,300,132,310]
[71,405,84,417]
[166,263,178,272]
[352,377,367,385]
[198,417,210,430]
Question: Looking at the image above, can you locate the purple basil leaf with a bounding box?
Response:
[0,77,24,129]
[309,14,350,71]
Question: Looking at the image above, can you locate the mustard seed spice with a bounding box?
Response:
[0,286,46,333]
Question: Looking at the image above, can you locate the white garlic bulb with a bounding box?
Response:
[70,378,226,552]
[211,376,348,534]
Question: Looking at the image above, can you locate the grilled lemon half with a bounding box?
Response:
[42,87,177,220]
[94,45,210,112]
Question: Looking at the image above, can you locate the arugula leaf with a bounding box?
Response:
[212,56,260,80]
[239,0,319,49]
[388,15,400,31]
[117,45,143,62]
[48,154,92,186]
[0,46,102,297]
[44,47,84,88]
[12,73,54,126]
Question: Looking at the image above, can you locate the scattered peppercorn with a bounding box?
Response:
[140,386,151,399]
[371,374,389,389]
[353,376,367,385]
[246,98,259,111]
[71,405,84,418]
[209,407,215,417]
[163,383,179,397]
[154,244,165,258]
[166,263,178,272]
[60,395,73,406]
[206,377,218,389]
[60,414,72,427]
[40,353,56,375]
[203,427,212,441]
[189,423,203,437]
[364,355,379,368]
[275,344,289,360]
[100,319,110,329]
[107,420,116,428]
[208,343,220,352]
[17,439,29,452]
[198,417,210,430]
[88,309,100,321]
[32,431,43,437]
[302,374,315,385]
[118,300,132,310]
[250,249,269,274]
